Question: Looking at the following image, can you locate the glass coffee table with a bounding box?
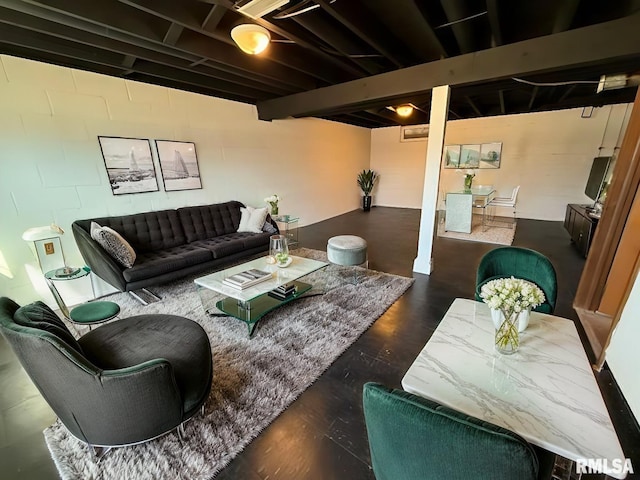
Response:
[194,255,328,337]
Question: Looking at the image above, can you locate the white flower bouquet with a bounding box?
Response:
[264,194,280,215]
[480,277,545,316]
[480,277,545,354]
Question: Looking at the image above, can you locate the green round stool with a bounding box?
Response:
[69,301,121,327]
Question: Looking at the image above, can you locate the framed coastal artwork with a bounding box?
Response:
[443,142,503,169]
[98,136,159,195]
[443,145,461,168]
[479,142,502,168]
[459,144,481,168]
[155,140,202,192]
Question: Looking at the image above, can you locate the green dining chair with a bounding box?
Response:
[363,382,555,480]
[475,246,557,313]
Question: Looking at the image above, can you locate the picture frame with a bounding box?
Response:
[155,140,202,192]
[443,145,461,168]
[98,136,159,195]
[479,142,502,169]
[459,144,481,168]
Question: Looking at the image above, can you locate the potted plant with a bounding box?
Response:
[357,169,378,211]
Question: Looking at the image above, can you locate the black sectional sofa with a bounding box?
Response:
[72,201,277,292]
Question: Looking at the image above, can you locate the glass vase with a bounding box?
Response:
[269,234,289,266]
[464,175,473,192]
[270,203,279,215]
[494,311,519,355]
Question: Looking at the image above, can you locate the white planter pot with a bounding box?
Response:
[490,308,530,333]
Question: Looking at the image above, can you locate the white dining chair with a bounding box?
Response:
[487,185,520,228]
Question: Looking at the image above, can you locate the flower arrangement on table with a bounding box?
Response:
[480,277,545,354]
[460,169,476,191]
[264,194,280,216]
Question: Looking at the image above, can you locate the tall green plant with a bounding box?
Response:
[357,169,378,196]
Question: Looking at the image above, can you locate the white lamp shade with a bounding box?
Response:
[231,24,271,55]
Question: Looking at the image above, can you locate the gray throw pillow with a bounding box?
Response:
[262,221,277,234]
[90,221,136,268]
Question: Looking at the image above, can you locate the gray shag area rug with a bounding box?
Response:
[437,213,516,245]
[44,248,414,480]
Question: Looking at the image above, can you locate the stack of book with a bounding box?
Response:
[268,283,297,300]
[222,269,272,290]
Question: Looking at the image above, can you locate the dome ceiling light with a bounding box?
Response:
[231,24,271,55]
[387,104,415,117]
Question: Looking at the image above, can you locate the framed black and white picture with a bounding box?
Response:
[155,140,202,192]
[98,136,159,195]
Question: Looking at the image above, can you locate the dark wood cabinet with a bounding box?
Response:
[564,204,598,257]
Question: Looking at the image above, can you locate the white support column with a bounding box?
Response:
[413,85,450,274]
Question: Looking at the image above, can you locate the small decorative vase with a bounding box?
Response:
[464,175,473,192]
[494,310,519,355]
[269,234,289,266]
[491,308,530,333]
[270,204,279,216]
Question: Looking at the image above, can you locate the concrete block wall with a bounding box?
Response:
[371,104,632,220]
[0,55,371,305]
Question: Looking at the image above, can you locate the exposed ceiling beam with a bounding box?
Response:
[0,6,293,95]
[439,0,476,54]
[466,96,482,115]
[315,0,404,68]
[201,4,225,32]
[498,89,505,114]
[116,0,342,83]
[163,23,184,45]
[528,85,539,110]
[257,13,640,120]
[485,0,502,46]
[552,0,581,33]
[8,0,315,89]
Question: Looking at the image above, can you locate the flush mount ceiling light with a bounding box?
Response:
[231,24,271,55]
[387,104,415,117]
[395,104,414,117]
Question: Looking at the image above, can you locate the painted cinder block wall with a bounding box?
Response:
[371,104,632,221]
[0,55,370,305]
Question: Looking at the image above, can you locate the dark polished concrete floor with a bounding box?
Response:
[1,207,638,479]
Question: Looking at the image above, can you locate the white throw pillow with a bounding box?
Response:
[90,221,136,268]
[237,206,268,234]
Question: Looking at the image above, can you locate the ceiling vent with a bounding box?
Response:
[235,0,290,19]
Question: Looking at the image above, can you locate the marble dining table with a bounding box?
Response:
[402,298,628,479]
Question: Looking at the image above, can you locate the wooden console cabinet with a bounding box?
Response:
[564,204,598,257]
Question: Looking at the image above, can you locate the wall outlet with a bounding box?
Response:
[44,242,55,255]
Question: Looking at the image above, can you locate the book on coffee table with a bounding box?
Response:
[223,269,272,290]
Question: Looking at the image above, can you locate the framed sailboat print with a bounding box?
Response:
[155,140,202,192]
[98,136,159,195]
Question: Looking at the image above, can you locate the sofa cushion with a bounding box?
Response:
[178,201,244,242]
[14,301,82,353]
[90,222,136,267]
[238,206,268,234]
[93,209,187,253]
[192,233,254,259]
[123,245,213,283]
[241,231,273,250]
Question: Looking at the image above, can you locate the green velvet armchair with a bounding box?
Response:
[475,246,558,313]
[363,382,555,480]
